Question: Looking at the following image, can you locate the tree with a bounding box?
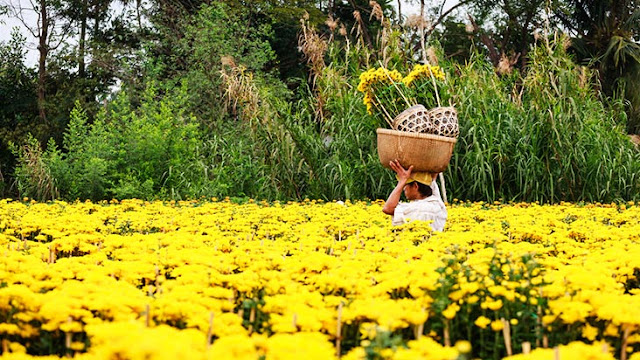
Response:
[56,0,143,103]
[0,29,38,197]
[214,0,324,80]
[61,0,113,78]
[4,0,73,125]
[0,29,37,129]
[556,0,640,133]
[464,0,548,69]
[139,2,280,125]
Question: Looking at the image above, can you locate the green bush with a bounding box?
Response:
[176,2,277,123]
[16,84,204,201]
[9,135,59,201]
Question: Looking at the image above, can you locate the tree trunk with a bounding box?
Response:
[468,15,501,66]
[136,0,143,29]
[79,0,87,78]
[420,0,426,63]
[397,0,401,24]
[37,0,49,124]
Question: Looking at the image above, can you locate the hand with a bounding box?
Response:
[389,159,413,183]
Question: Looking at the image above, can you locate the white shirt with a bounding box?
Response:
[392,181,447,231]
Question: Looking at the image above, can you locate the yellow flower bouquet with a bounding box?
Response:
[359,64,458,173]
[402,64,448,112]
[357,67,412,127]
[357,64,451,132]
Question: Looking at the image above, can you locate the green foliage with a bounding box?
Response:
[362,327,408,359]
[49,102,112,200]
[149,2,277,123]
[558,0,640,133]
[430,249,549,359]
[0,30,37,131]
[5,1,640,203]
[276,90,389,200]
[0,29,39,196]
[447,39,640,203]
[187,26,393,202]
[9,134,59,201]
[620,63,640,134]
[24,84,204,201]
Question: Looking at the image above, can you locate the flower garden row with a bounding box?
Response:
[1,198,640,359]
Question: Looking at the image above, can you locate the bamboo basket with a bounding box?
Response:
[428,106,459,138]
[377,128,457,173]
[392,104,432,133]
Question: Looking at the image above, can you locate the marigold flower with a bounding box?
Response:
[474,316,491,329]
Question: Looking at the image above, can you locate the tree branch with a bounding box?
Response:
[5,0,40,38]
[48,18,74,51]
[428,0,474,33]
[468,14,501,66]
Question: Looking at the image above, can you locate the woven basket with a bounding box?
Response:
[428,106,459,138]
[392,104,433,133]
[377,128,457,173]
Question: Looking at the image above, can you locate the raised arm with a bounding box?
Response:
[382,160,413,215]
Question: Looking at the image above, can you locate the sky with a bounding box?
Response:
[1,0,39,65]
[0,0,459,68]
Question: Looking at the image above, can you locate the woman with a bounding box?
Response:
[382,159,447,231]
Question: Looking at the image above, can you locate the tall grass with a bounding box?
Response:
[9,135,59,201]
[448,39,640,203]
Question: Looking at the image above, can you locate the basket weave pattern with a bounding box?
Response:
[392,105,433,133]
[377,128,457,173]
[429,106,459,138]
[392,105,459,138]
[382,105,458,172]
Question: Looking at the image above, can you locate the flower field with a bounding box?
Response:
[1,199,640,359]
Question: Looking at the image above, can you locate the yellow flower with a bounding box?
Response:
[474,316,491,329]
[402,64,446,86]
[542,315,557,325]
[455,340,471,354]
[4,199,640,358]
[482,298,503,311]
[582,323,599,341]
[490,319,504,331]
[604,323,618,337]
[467,295,480,304]
[442,303,460,320]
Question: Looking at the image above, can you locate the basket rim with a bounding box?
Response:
[376,128,457,144]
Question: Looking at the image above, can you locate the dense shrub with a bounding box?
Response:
[13,84,203,200]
